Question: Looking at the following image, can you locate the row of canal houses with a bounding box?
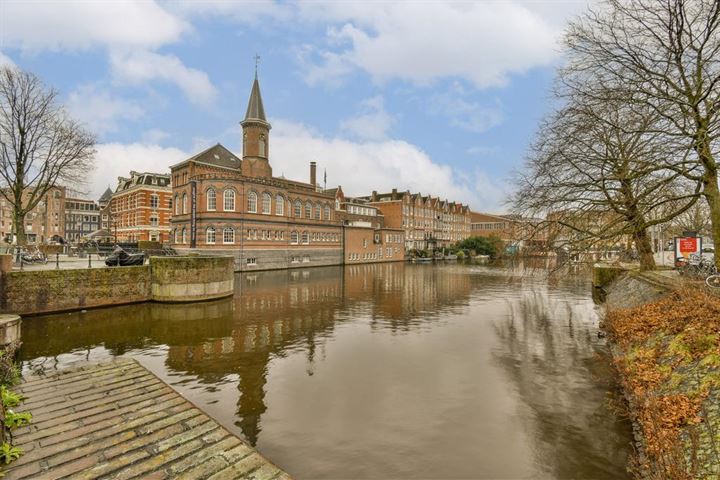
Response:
[109,76,472,271]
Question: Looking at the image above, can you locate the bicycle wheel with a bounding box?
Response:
[706,275,720,288]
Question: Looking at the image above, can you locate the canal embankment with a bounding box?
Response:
[4,357,289,479]
[595,265,720,479]
[0,255,235,315]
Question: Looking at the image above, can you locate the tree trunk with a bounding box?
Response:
[12,210,26,246]
[633,227,656,271]
[704,177,720,269]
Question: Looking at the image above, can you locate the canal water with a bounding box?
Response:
[19,263,632,479]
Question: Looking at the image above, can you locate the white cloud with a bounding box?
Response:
[141,129,171,144]
[1,1,217,106]
[110,50,217,105]
[270,119,506,210]
[297,1,567,88]
[0,0,187,51]
[339,96,395,140]
[0,52,16,69]
[429,85,504,133]
[66,85,144,135]
[89,143,188,199]
[170,0,291,24]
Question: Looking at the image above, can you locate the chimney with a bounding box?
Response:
[310,161,317,186]
[372,190,377,201]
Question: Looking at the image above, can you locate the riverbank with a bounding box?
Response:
[597,266,720,479]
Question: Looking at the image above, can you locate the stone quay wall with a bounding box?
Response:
[0,256,234,315]
[151,256,234,302]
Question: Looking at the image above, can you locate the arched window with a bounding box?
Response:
[301,231,309,244]
[324,206,331,220]
[259,134,266,157]
[223,227,235,244]
[182,193,187,214]
[181,228,187,244]
[173,229,178,244]
[206,226,216,244]
[247,191,257,213]
[314,204,321,220]
[206,188,216,211]
[294,200,302,217]
[224,189,235,211]
[305,202,312,218]
[275,195,284,216]
[174,194,179,215]
[290,231,299,244]
[262,192,271,214]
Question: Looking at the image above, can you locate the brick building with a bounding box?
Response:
[170,75,404,270]
[64,197,100,243]
[0,186,66,244]
[109,172,172,242]
[360,189,471,250]
[470,211,547,252]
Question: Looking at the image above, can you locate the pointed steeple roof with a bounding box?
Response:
[99,187,113,202]
[244,76,266,122]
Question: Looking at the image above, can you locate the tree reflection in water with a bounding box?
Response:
[19,263,632,477]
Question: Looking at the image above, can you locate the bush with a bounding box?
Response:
[456,235,504,258]
[0,342,30,469]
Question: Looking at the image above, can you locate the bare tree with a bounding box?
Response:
[0,67,95,246]
[514,90,699,270]
[564,0,720,266]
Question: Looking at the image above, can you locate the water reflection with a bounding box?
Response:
[19,263,631,479]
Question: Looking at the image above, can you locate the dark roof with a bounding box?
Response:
[244,77,266,121]
[187,144,241,169]
[98,187,113,202]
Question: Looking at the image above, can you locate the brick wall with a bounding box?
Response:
[0,266,151,315]
[0,256,236,315]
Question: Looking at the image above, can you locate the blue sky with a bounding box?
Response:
[0,0,590,212]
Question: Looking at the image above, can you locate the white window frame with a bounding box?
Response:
[206,188,217,211]
[276,195,284,216]
[262,192,271,214]
[206,226,216,244]
[223,189,235,211]
[247,191,257,213]
[223,227,235,244]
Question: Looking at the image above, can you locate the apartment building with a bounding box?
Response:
[361,189,471,250]
[109,172,172,242]
[64,197,101,243]
[0,186,65,244]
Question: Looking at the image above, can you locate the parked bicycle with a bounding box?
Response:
[678,253,720,288]
[16,246,48,264]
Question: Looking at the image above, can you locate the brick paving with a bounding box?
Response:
[3,358,290,480]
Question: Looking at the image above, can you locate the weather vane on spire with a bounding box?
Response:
[254,53,261,78]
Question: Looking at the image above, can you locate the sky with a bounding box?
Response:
[0,0,592,213]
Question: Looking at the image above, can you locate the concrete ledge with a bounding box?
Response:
[149,256,234,303]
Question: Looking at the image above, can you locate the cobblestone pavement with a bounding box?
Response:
[4,358,290,479]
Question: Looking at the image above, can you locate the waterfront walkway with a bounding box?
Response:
[4,358,289,479]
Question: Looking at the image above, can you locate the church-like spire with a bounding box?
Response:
[244,77,266,122]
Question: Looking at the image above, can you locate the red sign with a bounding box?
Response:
[675,236,702,260]
[679,237,698,253]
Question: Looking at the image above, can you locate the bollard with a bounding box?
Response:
[0,315,21,346]
[88,253,92,269]
[56,252,60,270]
